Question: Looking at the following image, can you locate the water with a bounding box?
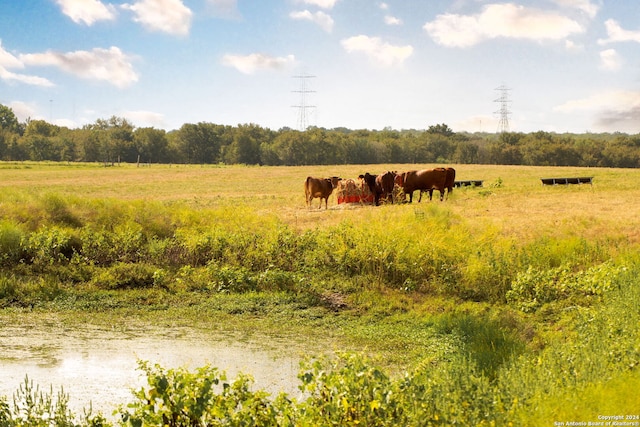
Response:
[0,322,302,418]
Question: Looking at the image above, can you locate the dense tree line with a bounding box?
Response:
[1,104,640,167]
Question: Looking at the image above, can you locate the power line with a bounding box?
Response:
[494,84,511,133]
[292,72,316,131]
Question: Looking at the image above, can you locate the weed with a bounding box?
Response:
[0,221,24,265]
[91,262,158,290]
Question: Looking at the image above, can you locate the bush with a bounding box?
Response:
[0,376,107,427]
[0,221,25,265]
[120,361,281,427]
[506,262,624,312]
[80,223,146,265]
[41,193,82,227]
[25,226,82,266]
[91,262,159,290]
[209,264,257,293]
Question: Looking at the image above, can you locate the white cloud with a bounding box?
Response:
[8,101,38,122]
[564,39,583,51]
[6,101,75,127]
[20,46,138,88]
[0,41,24,69]
[121,0,192,36]
[379,2,388,11]
[341,35,413,66]
[551,0,600,19]
[424,3,584,48]
[56,0,116,25]
[0,67,55,87]
[290,10,334,32]
[598,19,640,45]
[121,110,166,127]
[555,90,640,132]
[300,0,338,9]
[384,15,402,26]
[221,53,296,74]
[206,0,239,19]
[599,49,621,71]
[0,41,55,87]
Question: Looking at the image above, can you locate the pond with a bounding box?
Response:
[0,320,302,418]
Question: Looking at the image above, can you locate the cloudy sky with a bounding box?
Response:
[1,0,639,133]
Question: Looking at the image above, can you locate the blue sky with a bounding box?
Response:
[1,0,639,133]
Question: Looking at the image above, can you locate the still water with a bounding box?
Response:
[0,321,301,418]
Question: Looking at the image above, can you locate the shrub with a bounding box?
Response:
[120,361,280,427]
[80,222,146,265]
[209,264,257,293]
[41,193,82,227]
[506,262,624,312]
[0,274,20,305]
[257,268,303,292]
[0,221,25,265]
[297,352,399,426]
[91,262,158,290]
[25,226,82,266]
[0,376,107,427]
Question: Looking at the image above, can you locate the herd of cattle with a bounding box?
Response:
[304,167,456,209]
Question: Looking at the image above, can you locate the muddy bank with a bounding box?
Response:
[0,321,301,417]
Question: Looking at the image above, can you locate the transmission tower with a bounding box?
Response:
[494,84,512,133]
[292,72,316,131]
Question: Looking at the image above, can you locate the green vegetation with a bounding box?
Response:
[0,163,639,425]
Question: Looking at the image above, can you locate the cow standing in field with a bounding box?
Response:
[419,167,456,201]
[361,171,396,205]
[304,176,342,209]
[444,167,456,198]
[396,168,447,203]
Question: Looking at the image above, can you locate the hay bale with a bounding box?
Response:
[336,178,375,204]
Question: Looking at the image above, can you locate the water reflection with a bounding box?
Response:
[0,323,301,417]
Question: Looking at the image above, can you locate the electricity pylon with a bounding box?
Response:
[494,84,511,133]
[292,73,316,131]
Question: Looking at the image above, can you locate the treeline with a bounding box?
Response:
[2,104,640,167]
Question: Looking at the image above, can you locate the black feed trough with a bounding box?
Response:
[454,180,483,188]
[540,177,593,186]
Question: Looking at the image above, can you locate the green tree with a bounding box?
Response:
[223,123,266,164]
[133,127,169,163]
[453,141,479,164]
[0,104,21,134]
[175,122,224,164]
[427,123,455,137]
[22,120,61,161]
[87,116,136,163]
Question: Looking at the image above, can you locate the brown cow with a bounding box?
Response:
[304,176,342,209]
[444,167,456,198]
[361,171,396,205]
[396,168,447,203]
[377,171,397,205]
[419,167,456,202]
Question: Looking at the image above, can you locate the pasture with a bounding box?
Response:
[3,162,640,237]
[0,161,639,426]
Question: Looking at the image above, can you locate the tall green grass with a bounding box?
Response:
[0,191,626,307]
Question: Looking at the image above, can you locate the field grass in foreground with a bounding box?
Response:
[0,161,639,425]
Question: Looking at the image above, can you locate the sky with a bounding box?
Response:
[1,0,639,134]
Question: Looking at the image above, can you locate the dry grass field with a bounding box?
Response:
[2,161,639,243]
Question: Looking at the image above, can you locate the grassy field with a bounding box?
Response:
[0,161,639,426]
[3,161,640,234]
